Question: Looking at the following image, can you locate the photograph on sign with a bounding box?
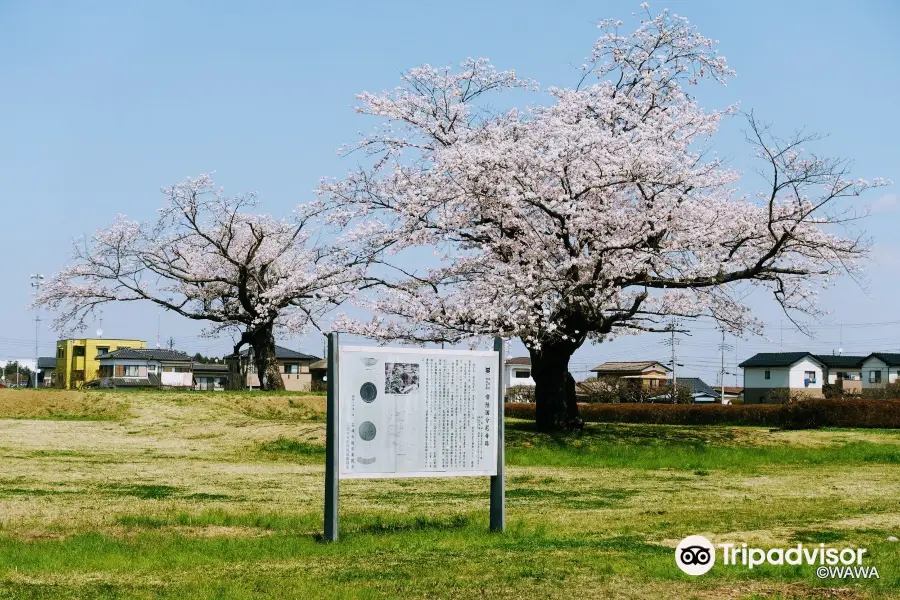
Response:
[338,346,499,479]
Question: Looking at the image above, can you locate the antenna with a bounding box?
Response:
[157,312,161,349]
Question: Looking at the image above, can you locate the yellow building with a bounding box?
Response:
[55,338,147,389]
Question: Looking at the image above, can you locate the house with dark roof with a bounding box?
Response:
[738,351,900,403]
[95,348,194,388]
[504,357,534,387]
[36,357,57,387]
[649,377,720,403]
[224,345,320,391]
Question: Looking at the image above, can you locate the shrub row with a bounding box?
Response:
[504,398,900,429]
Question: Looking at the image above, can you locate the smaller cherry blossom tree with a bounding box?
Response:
[35,175,362,390]
[321,7,888,430]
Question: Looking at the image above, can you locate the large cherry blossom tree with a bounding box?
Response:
[321,6,886,430]
[36,175,362,390]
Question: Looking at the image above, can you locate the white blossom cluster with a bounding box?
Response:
[319,8,885,349]
[37,175,362,342]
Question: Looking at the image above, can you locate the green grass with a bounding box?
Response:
[0,389,898,598]
[505,421,900,471]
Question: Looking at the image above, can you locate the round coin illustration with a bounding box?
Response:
[360,382,377,403]
[359,421,377,441]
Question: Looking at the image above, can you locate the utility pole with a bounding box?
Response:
[670,325,677,395]
[663,320,679,402]
[30,273,44,388]
[720,329,726,404]
[167,337,175,351]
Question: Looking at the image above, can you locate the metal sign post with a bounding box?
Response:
[323,334,506,540]
[324,332,340,542]
[490,336,506,532]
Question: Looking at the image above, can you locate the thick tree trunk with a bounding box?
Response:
[249,324,285,391]
[528,340,583,432]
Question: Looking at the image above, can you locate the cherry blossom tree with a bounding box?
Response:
[35,175,362,390]
[321,6,888,431]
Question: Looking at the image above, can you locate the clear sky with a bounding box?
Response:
[1,0,897,386]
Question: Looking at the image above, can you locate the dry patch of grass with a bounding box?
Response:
[0,389,128,421]
[0,390,898,599]
[207,393,325,422]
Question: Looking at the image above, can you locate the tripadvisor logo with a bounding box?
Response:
[674,535,879,580]
[675,535,715,576]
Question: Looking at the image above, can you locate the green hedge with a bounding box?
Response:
[504,399,900,429]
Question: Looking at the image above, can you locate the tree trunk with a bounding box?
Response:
[528,340,583,432]
[249,324,285,391]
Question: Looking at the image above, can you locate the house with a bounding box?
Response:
[55,338,147,389]
[224,345,320,391]
[589,361,671,391]
[504,357,535,387]
[193,363,229,391]
[740,351,900,403]
[675,377,720,403]
[309,358,328,390]
[739,352,826,403]
[648,377,719,403]
[859,353,900,390]
[95,348,194,388]
[36,357,57,387]
[713,386,744,404]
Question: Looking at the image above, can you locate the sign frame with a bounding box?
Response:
[323,333,506,541]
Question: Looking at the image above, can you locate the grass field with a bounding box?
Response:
[0,389,898,599]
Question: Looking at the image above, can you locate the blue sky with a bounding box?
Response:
[1,0,897,385]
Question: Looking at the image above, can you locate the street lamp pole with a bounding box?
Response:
[30,273,44,388]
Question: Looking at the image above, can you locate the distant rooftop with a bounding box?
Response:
[590,361,671,374]
[506,357,531,366]
[99,348,192,361]
[224,345,319,361]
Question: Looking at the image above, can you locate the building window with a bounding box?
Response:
[285,363,299,375]
[73,346,86,357]
[97,347,109,356]
[147,364,158,373]
[514,370,531,379]
[57,348,64,358]
[870,370,882,383]
[124,365,140,377]
[764,370,770,380]
[804,371,816,383]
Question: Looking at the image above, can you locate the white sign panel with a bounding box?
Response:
[338,346,499,479]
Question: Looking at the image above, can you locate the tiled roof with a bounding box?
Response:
[225,345,319,361]
[506,357,531,366]
[714,386,744,394]
[676,377,718,397]
[741,352,900,369]
[98,348,192,361]
[192,363,229,373]
[590,361,670,373]
[867,353,900,366]
[738,352,816,368]
[814,354,867,368]
[37,357,57,369]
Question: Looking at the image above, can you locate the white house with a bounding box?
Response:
[739,352,825,404]
[739,351,900,403]
[96,348,194,388]
[504,357,535,387]
[860,353,900,390]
